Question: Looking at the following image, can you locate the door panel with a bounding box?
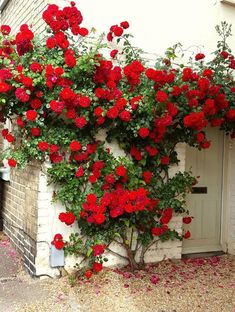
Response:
[182,127,223,254]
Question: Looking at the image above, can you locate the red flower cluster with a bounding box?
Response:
[107,21,129,41]
[15,24,34,56]
[124,61,145,89]
[42,3,87,37]
[59,211,76,226]
[80,187,158,225]
[183,112,207,130]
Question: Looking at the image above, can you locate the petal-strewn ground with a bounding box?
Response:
[1,232,234,312]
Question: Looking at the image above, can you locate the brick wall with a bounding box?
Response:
[0,0,49,274]
[2,162,41,274]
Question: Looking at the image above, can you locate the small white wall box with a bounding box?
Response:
[0,167,10,181]
[50,245,65,267]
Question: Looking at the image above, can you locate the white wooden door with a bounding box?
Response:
[182,127,223,254]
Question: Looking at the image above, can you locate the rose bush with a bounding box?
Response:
[0,2,235,275]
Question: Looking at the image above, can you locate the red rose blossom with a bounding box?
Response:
[69,140,81,152]
[92,244,105,256]
[26,110,37,121]
[93,262,103,272]
[75,116,87,128]
[38,141,49,151]
[138,127,150,138]
[115,165,126,177]
[85,270,93,279]
[195,53,205,61]
[183,217,192,224]
[8,158,17,167]
[184,230,191,239]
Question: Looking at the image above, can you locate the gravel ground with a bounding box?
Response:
[1,232,234,312]
[17,254,235,312]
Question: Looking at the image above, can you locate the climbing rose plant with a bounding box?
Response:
[0,2,235,276]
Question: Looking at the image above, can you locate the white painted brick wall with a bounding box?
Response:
[34,140,186,275]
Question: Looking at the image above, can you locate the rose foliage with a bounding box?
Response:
[0,3,235,275]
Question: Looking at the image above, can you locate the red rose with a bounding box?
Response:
[30,62,43,73]
[226,109,235,121]
[143,171,152,184]
[52,233,64,249]
[16,116,26,127]
[119,110,131,122]
[163,207,173,217]
[50,153,63,163]
[130,146,142,161]
[107,32,113,42]
[105,173,116,184]
[161,156,170,165]
[184,230,191,239]
[75,116,87,128]
[75,166,85,177]
[1,128,8,137]
[200,141,211,149]
[172,85,181,96]
[120,21,129,29]
[183,217,192,224]
[89,175,97,184]
[46,37,56,49]
[110,49,118,58]
[145,145,158,157]
[85,270,93,279]
[94,107,103,117]
[138,127,150,138]
[79,27,89,37]
[155,91,168,103]
[210,118,224,127]
[94,214,106,224]
[30,99,41,110]
[0,82,11,93]
[93,262,103,272]
[50,144,58,153]
[66,109,76,119]
[107,107,119,119]
[78,96,91,108]
[38,141,49,151]
[69,140,81,152]
[8,158,17,167]
[1,25,11,35]
[195,53,205,61]
[59,211,76,225]
[92,244,105,256]
[151,227,162,236]
[26,110,37,121]
[113,26,123,36]
[54,240,65,249]
[196,132,205,143]
[220,51,229,59]
[115,165,127,177]
[6,134,14,143]
[160,215,172,224]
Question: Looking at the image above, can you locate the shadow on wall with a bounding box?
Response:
[0,179,4,230]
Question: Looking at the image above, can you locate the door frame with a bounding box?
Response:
[220,133,231,253]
